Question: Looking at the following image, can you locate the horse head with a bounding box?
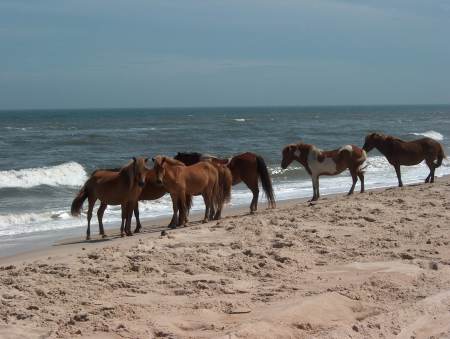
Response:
[281,143,301,169]
[152,155,166,186]
[363,133,385,152]
[131,157,149,188]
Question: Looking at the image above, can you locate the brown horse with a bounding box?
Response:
[174,152,275,213]
[281,143,367,201]
[152,155,229,228]
[71,157,149,239]
[96,169,193,232]
[363,133,446,187]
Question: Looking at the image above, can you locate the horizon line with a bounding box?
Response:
[1,103,450,112]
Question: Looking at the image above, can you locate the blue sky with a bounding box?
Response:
[1,0,449,109]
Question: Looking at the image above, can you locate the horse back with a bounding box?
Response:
[383,137,439,165]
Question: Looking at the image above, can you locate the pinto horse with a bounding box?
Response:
[71,157,149,239]
[174,152,276,213]
[281,143,367,201]
[363,133,446,187]
[152,156,230,228]
[96,169,193,233]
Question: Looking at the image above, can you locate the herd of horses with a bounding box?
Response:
[71,132,446,240]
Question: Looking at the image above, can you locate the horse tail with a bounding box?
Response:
[218,166,232,203]
[434,144,446,168]
[357,149,368,174]
[256,155,276,208]
[185,194,193,214]
[71,183,89,216]
[211,168,223,212]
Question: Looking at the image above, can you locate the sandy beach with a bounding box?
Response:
[1,177,450,338]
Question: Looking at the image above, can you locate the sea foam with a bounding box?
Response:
[410,130,444,141]
[0,162,87,189]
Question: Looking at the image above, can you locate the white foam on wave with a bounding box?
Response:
[410,130,444,141]
[0,162,88,189]
[233,118,246,122]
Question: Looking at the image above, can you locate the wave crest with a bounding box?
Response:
[410,130,444,141]
[0,162,88,189]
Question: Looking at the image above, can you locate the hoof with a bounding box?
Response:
[168,224,177,229]
[101,234,107,239]
[86,236,90,241]
[202,219,208,224]
[120,233,125,238]
[134,228,141,234]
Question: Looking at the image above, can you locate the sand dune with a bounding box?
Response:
[1,177,450,338]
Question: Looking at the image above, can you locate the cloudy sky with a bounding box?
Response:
[1,0,449,109]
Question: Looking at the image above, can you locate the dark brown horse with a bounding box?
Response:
[152,156,230,228]
[174,152,275,213]
[363,133,446,187]
[71,157,149,239]
[281,143,367,201]
[96,168,193,233]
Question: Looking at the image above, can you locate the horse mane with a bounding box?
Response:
[163,156,186,167]
[91,167,121,175]
[384,134,405,143]
[119,159,136,189]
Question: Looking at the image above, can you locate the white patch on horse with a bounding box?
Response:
[294,148,301,158]
[339,145,353,153]
[307,146,337,176]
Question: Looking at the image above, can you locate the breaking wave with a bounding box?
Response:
[0,162,88,189]
[410,130,444,141]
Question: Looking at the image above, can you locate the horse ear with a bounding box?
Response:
[133,157,137,163]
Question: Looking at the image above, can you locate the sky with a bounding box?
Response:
[1,0,449,109]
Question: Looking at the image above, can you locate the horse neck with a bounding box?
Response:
[373,138,391,155]
[296,144,311,168]
[119,163,135,190]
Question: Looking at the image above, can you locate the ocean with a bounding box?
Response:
[1,105,449,247]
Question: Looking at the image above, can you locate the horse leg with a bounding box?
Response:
[97,202,107,238]
[213,198,223,220]
[243,175,259,214]
[425,160,435,183]
[202,194,210,223]
[125,202,134,236]
[310,176,320,201]
[177,194,187,227]
[120,205,125,237]
[358,171,365,193]
[133,204,142,233]
[168,193,178,229]
[394,164,403,187]
[348,168,357,195]
[430,165,436,183]
[86,197,96,240]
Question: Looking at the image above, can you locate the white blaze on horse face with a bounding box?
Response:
[339,145,353,153]
[308,146,337,176]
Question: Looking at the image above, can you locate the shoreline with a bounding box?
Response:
[1,173,449,261]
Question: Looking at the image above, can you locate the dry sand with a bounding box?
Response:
[1,177,450,338]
